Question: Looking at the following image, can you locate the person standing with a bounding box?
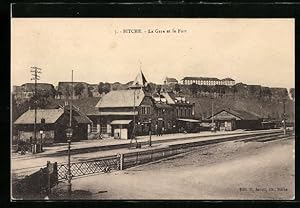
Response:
[155,124,158,136]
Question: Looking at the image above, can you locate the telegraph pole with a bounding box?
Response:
[282,99,286,135]
[67,70,74,197]
[130,62,142,147]
[70,70,73,127]
[30,66,42,153]
[130,83,138,146]
[211,98,214,131]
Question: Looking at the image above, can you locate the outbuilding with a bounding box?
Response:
[207,109,262,131]
[110,120,133,139]
[14,107,92,144]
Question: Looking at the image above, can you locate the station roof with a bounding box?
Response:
[96,89,145,108]
[15,107,92,125]
[14,109,64,124]
[207,109,260,120]
[177,118,201,123]
[98,111,138,116]
[111,120,132,125]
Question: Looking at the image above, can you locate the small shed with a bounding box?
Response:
[110,120,133,140]
[14,108,92,143]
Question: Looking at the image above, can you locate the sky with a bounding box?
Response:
[11,18,295,89]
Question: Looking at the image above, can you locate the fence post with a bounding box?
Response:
[118,153,124,170]
[46,161,51,196]
[53,162,58,185]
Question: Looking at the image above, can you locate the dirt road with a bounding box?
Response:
[70,137,294,200]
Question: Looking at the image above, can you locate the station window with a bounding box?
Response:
[141,106,151,115]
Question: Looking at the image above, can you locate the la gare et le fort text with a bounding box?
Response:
[117,28,188,34]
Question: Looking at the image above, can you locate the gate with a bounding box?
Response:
[57,155,120,181]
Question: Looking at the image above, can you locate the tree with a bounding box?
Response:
[219,85,226,96]
[233,85,238,96]
[249,85,257,96]
[31,92,52,109]
[74,83,85,99]
[11,96,19,122]
[258,86,262,99]
[289,88,295,100]
[49,86,57,98]
[56,91,63,99]
[262,87,272,99]
[202,85,209,94]
[189,83,198,97]
[156,85,162,94]
[64,85,71,98]
[88,86,94,97]
[210,85,216,93]
[16,92,52,113]
[174,84,181,94]
[98,82,111,95]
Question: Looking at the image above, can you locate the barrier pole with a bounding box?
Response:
[119,154,124,170]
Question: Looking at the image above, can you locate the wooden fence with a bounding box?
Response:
[56,155,120,181]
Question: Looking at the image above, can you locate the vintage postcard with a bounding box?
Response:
[11,18,295,200]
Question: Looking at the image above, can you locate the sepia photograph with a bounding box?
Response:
[11,18,295,200]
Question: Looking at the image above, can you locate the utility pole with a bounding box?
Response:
[130,85,137,146]
[67,70,74,198]
[30,66,42,153]
[130,62,142,147]
[70,70,73,127]
[282,99,286,135]
[211,98,214,131]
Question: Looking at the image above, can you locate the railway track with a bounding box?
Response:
[12,130,293,178]
[235,132,294,143]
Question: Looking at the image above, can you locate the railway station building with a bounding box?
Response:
[95,71,199,139]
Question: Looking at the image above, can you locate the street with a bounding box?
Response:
[68,137,294,200]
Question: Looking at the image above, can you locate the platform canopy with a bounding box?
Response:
[177,118,201,123]
[110,120,133,125]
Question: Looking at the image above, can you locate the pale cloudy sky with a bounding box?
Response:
[11,18,294,89]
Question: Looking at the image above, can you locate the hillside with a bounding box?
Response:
[186,96,294,122]
[12,80,295,123]
[161,83,294,121]
[110,81,294,121]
